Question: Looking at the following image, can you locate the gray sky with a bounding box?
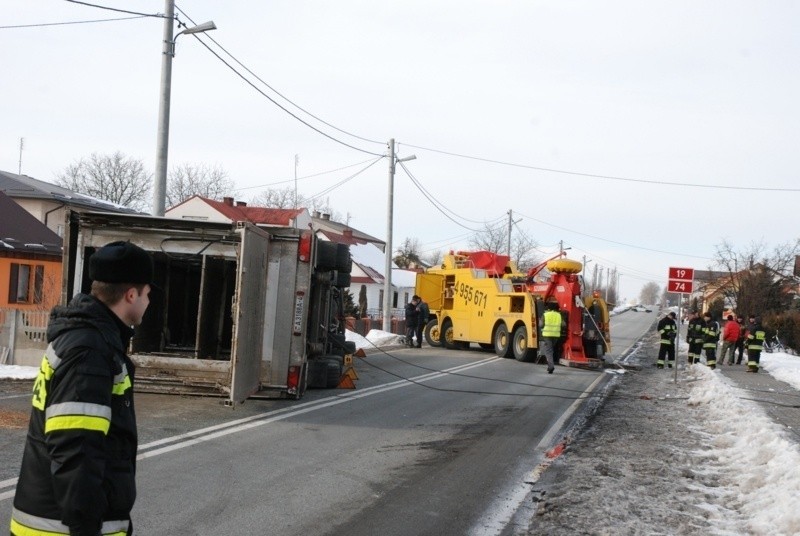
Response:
[3,1,799,301]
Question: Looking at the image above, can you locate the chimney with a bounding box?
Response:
[343,228,353,239]
[223,196,234,206]
[236,201,247,207]
[322,213,330,221]
[312,210,321,218]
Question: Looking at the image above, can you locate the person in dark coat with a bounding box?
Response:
[745,314,766,373]
[413,295,430,348]
[11,241,154,536]
[656,312,677,369]
[404,299,419,347]
[686,311,705,365]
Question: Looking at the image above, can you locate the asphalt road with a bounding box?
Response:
[0,309,657,535]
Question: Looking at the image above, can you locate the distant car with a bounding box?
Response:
[632,306,652,313]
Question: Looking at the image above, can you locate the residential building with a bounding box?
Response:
[0,169,136,237]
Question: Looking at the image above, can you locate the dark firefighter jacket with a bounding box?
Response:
[657,316,677,345]
[687,317,705,344]
[11,294,137,536]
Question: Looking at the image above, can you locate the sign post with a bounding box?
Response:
[667,267,694,380]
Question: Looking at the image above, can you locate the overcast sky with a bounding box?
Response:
[3,1,798,301]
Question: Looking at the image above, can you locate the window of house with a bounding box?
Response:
[8,263,45,304]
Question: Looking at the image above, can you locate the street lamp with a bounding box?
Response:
[153,0,217,216]
[382,138,416,332]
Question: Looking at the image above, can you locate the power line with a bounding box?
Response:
[0,15,149,29]
[515,210,714,261]
[175,4,384,147]
[63,0,168,18]
[190,35,383,157]
[234,157,381,192]
[400,142,800,193]
[306,157,384,201]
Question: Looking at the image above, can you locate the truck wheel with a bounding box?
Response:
[424,319,442,347]
[336,244,352,273]
[324,355,343,388]
[335,271,351,288]
[316,241,338,270]
[512,325,537,362]
[494,324,514,358]
[440,319,459,350]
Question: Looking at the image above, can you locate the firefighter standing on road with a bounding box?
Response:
[541,302,561,374]
[745,314,766,373]
[656,312,677,369]
[11,241,154,536]
[702,312,720,369]
[687,311,705,365]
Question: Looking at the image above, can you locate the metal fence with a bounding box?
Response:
[0,308,50,366]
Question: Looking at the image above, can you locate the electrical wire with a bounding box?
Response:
[175,4,384,147]
[190,36,383,157]
[234,158,382,192]
[305,157,384,201]
[0,15,149,29]
[63,0,168,18]
[515,210,715,261]
[401,143,800,193]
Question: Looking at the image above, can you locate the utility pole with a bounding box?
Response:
[506,209,513,256]
[153,0,176,216]
[381,140,416,332]
[559,240,564,255]
[582,255,591,292]
[382,139,396,332]
[18,137,24,175]
[294,154,299,210]
[605,267,610,301]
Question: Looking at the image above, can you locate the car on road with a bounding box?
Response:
[631,305,652,313]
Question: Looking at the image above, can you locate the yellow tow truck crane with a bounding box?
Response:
[415,251,610,367]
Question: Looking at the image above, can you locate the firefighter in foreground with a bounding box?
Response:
[11,241,153,536]
[656,312,677,369]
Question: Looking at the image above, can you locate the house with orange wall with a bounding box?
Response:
[0,191,62,310]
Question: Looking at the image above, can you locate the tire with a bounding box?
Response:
[494,323,513,358]
[512,325,537,362]
[335,271,351,288]
[440,318,459,350]
[336,244,352,273]
[424,319,442,347]
[316,241,338,270]
[324,356,343,388]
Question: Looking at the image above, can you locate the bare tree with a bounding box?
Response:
[714,238,800,317]
[422,249,443,267]
[166,163,234,207]
[57,152,152,211]
[250,187,343,221]
[468,224,539,271]
[394,237,422,269]
[639,282,660,305]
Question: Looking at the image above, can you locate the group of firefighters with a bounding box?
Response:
[656,310,767,372]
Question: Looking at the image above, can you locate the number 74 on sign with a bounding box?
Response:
[667,266,694,294]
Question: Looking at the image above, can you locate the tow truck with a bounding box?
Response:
[415,251,610,368]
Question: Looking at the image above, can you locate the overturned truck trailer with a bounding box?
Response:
[62,210,355,405]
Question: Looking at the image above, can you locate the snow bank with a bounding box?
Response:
[0,364,38,380]
[345,329,404,351]
[687,365,800,535]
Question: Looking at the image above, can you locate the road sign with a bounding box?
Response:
[667,279,694,293]
[667,266,694,294]
[668,267,694,281]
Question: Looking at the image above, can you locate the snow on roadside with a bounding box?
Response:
[0,364,37,380]
[686,364,800,535]
[761,351,800,390]
[345,328,404,351]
